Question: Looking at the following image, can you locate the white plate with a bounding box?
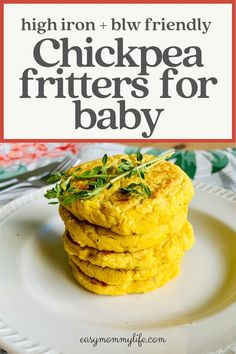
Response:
[0,183,236,354]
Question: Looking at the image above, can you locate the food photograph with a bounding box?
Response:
[0,142,236,354]
[1,0,235,353]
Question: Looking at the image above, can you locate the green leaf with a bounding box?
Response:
[121,183,141,195]
[89,177,106,189]
[173,151,197,179]
[44,189,57,199]
[61,176,72,191]
[54,184,62,194]
[140,171,145,179]
[118,160,133,173]
[45,151,174,205]
[62,190,94,204]
[46,172,62,184]
[136,152,143,162]
[127,183,140,188]
[102,154,108,166]
[79,170,91,178]
[207,151,229,174]
[91,166,102,174]
[62,195,78,205]
[141,183,151,197]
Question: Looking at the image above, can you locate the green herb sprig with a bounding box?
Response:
[44,149,175,205]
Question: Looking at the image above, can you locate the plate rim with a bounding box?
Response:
[0,182,236,354]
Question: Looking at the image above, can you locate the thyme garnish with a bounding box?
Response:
[44,149,175,204]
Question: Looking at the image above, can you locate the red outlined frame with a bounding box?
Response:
[0,0,235,143]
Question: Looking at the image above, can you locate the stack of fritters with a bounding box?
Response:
[59,154,195,296]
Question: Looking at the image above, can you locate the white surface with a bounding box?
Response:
[0,183,236,354]
[4,4,232,140]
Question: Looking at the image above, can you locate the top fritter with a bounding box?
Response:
[45,153,194,236]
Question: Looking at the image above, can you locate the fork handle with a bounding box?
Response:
[0,178,19,189]
[0,181,33,194]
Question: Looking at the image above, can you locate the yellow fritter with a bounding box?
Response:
[63,221,194,269]
[60,205,188,252]
[63,154,194,236]
[70,256,163,285]
[69,259,180,295]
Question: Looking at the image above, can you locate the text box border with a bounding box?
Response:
[0,0,235,143]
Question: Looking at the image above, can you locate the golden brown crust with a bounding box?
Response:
[60,205,188,252]
[70,256,162,285]
[69,259,180,295]
[62,154,194,236]
[63,221,195,269]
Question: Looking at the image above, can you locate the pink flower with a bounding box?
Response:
[0,143,80,167]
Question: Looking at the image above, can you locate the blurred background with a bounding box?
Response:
[0,142,235,202]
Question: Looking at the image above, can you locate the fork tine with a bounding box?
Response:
[50,155,70,175]
[60,155,78,172]
[57,156,72,172]
[0,155,79,195]
[50,154,78,175]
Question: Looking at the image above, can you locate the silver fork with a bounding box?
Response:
[0,154,78,194]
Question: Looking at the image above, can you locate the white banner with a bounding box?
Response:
[4,3,233,140]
